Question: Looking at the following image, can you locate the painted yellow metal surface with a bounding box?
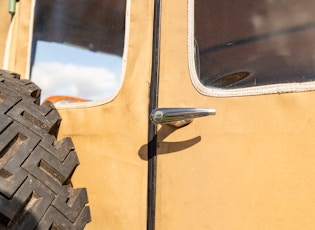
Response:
[2,0,315,229]
[0,1,11,67]
[157,0,315,229]
[1,0,33,77]
[56,0,154,228]
[0,0,153,229]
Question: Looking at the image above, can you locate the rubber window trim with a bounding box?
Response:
[26,0,131,108]
[188,0,315,97]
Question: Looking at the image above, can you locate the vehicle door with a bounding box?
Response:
[154,0,315,229]
[26,0,154,229]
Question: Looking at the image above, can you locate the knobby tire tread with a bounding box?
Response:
[0,70,91,229]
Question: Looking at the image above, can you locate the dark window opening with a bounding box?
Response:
[30,0,127,102]
[195,0,315,89]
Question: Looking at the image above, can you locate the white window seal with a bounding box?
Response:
[26,0,131,109]
[187,0,315,97]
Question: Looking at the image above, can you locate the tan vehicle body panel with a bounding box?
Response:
[56,1,153,229]
[0,1,11,67]
[1,0,152,229]
[157,1,315,229]
[1,0,33,76]
[2,0,315,229]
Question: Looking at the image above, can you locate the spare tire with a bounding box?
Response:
[0,70,91,229]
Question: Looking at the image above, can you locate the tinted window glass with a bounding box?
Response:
[195,0,315,88]
[30,0,126,102]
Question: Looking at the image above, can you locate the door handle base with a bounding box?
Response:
[150,108,216,127]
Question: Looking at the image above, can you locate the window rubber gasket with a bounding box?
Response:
[188,0,315,97]
[26,0,131,109]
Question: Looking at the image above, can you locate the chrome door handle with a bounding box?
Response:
[150,108,216,127]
